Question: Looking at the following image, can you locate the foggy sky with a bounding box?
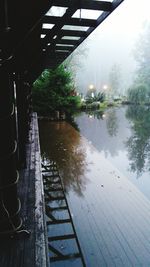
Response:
[70,0,150,95]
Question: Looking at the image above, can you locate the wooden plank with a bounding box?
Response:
[0,113,49,267]
[61,30,87,37]
[44,16,97,27]
[52,0,113,11]
[42,29,87,38]
[56,39,77,45]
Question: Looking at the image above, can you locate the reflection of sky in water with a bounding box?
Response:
[74,106,150,200]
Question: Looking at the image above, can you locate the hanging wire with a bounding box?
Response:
[0,188,30,236]
[79,0,82,21]
[4,0,11,32]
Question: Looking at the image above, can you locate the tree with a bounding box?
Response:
[125,105,150,177]
[134,22,150,87]
[109,64,121,97]
[128,22,150,104]
[32,65,81,115]
[63,36,89,81]
[127,84,149,104]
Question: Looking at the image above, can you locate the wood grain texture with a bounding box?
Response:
[0,113,49,267]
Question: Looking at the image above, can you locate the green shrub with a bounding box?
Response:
[32,65,81,115]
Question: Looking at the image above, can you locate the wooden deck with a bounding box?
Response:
[67,137,150,267]
[0,113,49,267]
[39,121,150,267]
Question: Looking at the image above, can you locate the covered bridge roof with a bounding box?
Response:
[1,0,124,82]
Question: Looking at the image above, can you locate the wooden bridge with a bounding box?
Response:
[0,1,124,266]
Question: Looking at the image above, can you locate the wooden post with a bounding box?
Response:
[15,74,27,168]
[15,74,32,169]
[0,61,22,235]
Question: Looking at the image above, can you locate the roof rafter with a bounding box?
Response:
[41,0,124,71]
[51,0,113,11]
[43,16,97,27]
[3,0,124,81]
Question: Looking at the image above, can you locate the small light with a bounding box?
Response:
[103,85,108,90]
[102,114,106,118]
[89,84,94,90]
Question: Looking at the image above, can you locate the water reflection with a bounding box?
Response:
[39,121,88,197]
[73,106,150,200]
[125,105,150,177]
[106,109,118,137]
[74,108,129,159]
[39,106,150,200]
[87,110,104,120]
[74,106,150,177]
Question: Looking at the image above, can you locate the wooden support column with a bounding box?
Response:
[16,74,27,168]
[15,74,33,169]
[0,61,22,235]
[24,81,33,139]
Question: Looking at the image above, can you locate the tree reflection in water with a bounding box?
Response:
[106,109,118,137]
[125,105,150,177]
[84,109,119,137]
[39,121,88,197]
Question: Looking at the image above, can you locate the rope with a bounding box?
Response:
[1,194,22,234]
[0,55,13,65]
[0,193,30,236]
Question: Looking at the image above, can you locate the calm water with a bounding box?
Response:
[39,105,150,200]
[73,105,150,200]
[39,105,150,266]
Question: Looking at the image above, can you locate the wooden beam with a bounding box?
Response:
[112,0,125,9]
[56,39,77,45]
[42,29,87,37]
[62,29,88,38]
[55,45,74,51]
[44,16,97,27]
[52,0,112,11]
[43,6,78,46]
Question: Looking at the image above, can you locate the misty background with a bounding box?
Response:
[67,0,150,96]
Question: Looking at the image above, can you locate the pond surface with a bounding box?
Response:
[39,105,150,266]
[73,105,150,200]
[39,105,150,200]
